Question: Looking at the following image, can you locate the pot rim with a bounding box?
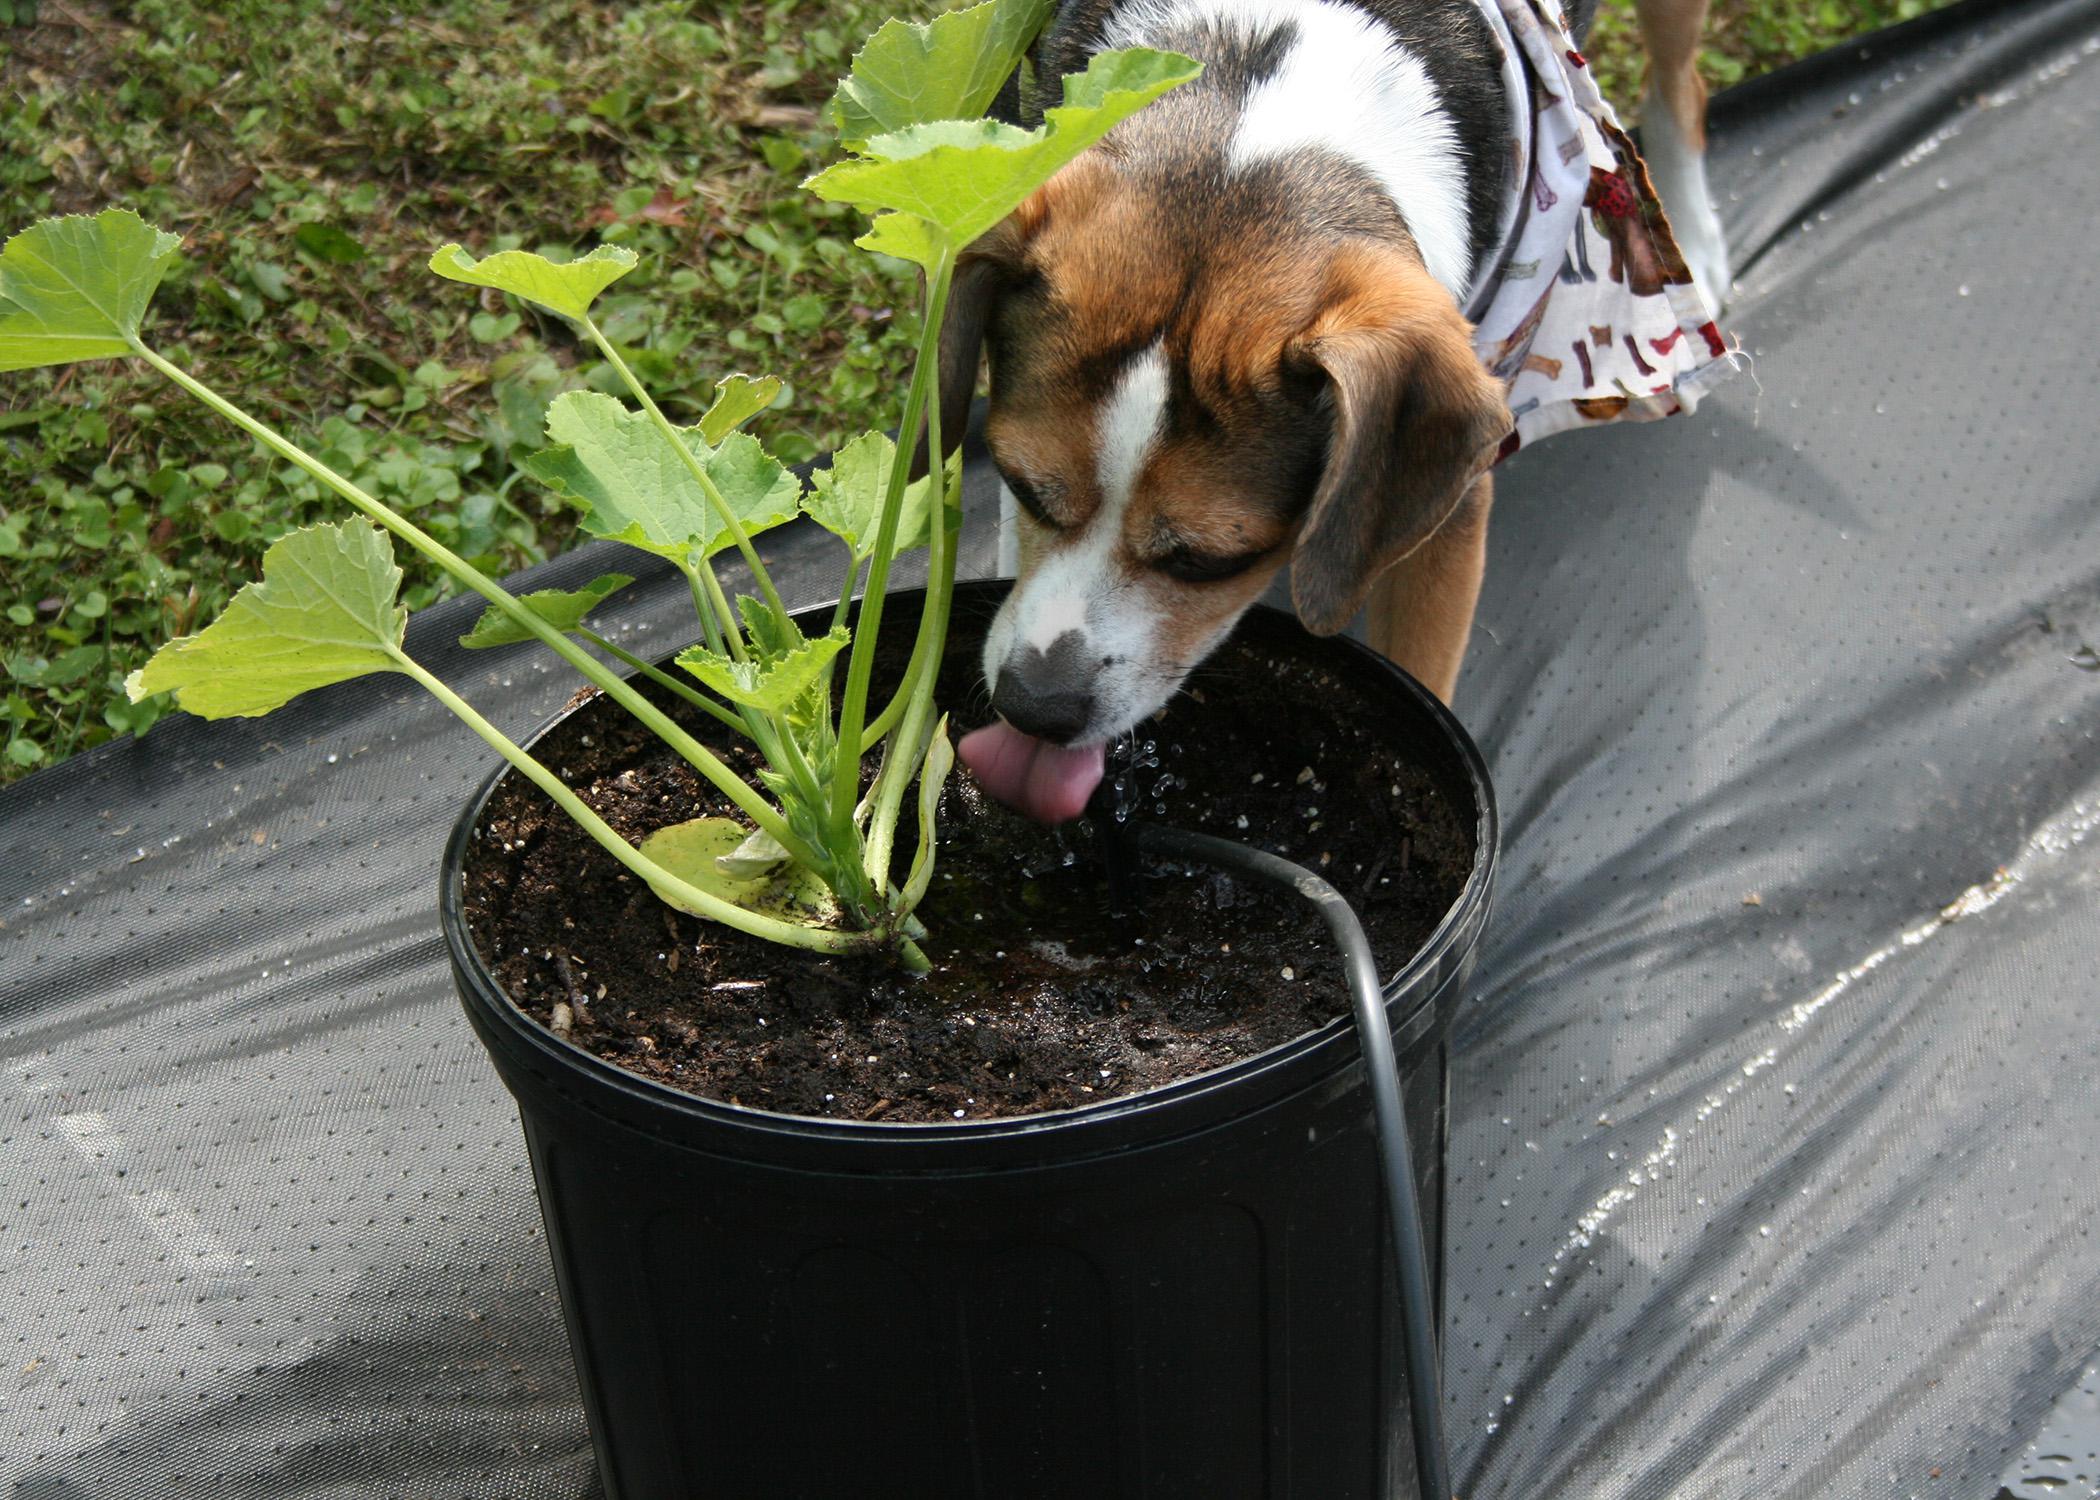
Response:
[441,582,1497,1154]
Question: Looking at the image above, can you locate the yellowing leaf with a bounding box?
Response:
[0,210,181,372]
[697,373,782,446]
[638,815,835,925]
[828,0,1055,148]
[428,243,638,322]
[802,431,947,561]
[459,572,633,649]
[521,391,801,561]
[676,625,850,712]
[805,48,1202,265]
[716,825,793,880]
[125,520,406,717]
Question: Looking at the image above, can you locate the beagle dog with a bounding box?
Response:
[953,0,1735,822]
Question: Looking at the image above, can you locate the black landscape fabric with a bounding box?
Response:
[3,0,2097,1494]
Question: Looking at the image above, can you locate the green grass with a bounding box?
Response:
[1,0,1954,780]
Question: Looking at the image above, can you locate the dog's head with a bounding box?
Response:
[943,156,1510,751]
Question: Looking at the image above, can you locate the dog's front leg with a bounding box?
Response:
[1362,473,1493,706]
[1635,0,1731,311]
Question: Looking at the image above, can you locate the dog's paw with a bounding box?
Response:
[1640,87,1732,315]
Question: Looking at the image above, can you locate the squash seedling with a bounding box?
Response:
[0,0,1199,971]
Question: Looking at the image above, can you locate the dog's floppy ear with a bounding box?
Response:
[920,157,1114,473]
[927,219,1023,466]
[916,192,1042,475]
[1287,245,1512,636]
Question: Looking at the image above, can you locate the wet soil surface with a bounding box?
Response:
[461,623,1473,1123]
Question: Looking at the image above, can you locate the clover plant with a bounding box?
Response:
[0,0,1200,970]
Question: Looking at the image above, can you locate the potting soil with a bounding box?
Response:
[459,622,1470,1122]
[4,0,2099,1492]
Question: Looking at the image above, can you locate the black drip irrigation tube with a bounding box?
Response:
[1088,788,1455,1500]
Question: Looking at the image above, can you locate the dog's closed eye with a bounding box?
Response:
[999,466,1070,530]
[1152,543,1265,584]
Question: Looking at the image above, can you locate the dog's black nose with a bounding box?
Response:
[990,633,1096,744]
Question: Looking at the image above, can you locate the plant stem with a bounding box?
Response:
[582,320,789,627]
[829,245,955,847]
[576,629,744,734]
[390,651,876,957]
[862,457,955,749]
[861,674,909,748]
[689,557,748,664]
[819,550,863,730]
[132,340,823,875]
[863,356,956,892]
[828,551,863,637]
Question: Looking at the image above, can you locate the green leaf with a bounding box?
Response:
[738,594,806,659]
[899,716,954,913]
[697,373,782,445]
[853,213,944,268]
[428,242,638,322]
[293,222,365,264]
[701,431,806,549]
[458,572,633,648]
[637,815,835,924]
[805,48,1201,265]
[521,391,801,561]
[803,431,948,561]
[0,210,181,372]
[676,624,849,712]
[827,0,1055,149]
[125,520,406,718]
[40,643,103,687]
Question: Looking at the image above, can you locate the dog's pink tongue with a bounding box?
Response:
[958,720,1106,826]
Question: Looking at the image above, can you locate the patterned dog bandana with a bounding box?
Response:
[1463,0,1741,456]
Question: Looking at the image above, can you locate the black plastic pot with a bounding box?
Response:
[442,581,1499,1500]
